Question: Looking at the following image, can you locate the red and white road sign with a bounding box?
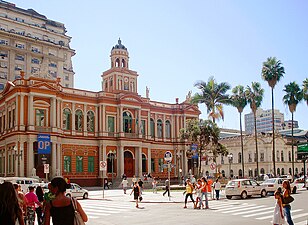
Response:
[210,162,216,171]
[44,164,50,174]
[100,161,107,171]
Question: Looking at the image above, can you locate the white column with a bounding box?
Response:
[15,96,19,129]
[51,98,57,131]
[102,105,106,134]
[147,148,151,174]
[51,141,56,177]
[147,111,151,139]
[83,104,88,136]
[102,144,107,177]
[183,115,186,128]
[119,106,123,136]
[20,141,24,176]
[28,141,34,177]
[28,95,34,130]
[95,106,98,136]
[57,99,61,129]
[183,146,187,176]
[72,103,75,134]
[56,143,61,176]
[176,115,179,141]
[163,114,166,140]
[154,114,157,139]
[138,147,142,177]
[117,146,124,178]
[20,94,25,130]
[4,145,7,176]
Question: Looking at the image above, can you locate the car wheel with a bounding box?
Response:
[241,191,248,199]
[292,186,297,194]
[226,195,232,200]
[261,189,267,197]
[66,193,71,198]
[83,193,88,199]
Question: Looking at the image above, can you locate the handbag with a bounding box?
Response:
[139,196,143,201]
[71,198,85,225]
[283,195,294,204]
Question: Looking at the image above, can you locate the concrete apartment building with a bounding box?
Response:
[0,0,75,90]
[245,108,284,134]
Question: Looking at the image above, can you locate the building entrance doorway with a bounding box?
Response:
[34,141,51,179]
[124,151,134,177]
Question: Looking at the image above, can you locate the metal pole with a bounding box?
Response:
[111,155,114,189]
[303,158,306,188]
[168,162,171,201]
[102,172,105,199]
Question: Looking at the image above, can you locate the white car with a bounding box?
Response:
[261,178,297,194]
[225,179,267,199]
[66,183,88,199]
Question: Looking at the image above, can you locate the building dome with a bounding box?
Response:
[111,38,127,51]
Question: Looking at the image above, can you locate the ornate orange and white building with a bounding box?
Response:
[0,39,200,185]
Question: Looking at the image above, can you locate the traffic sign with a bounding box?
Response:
[164,151,173,162]
[100,161,107,171]
[210,162,216,171]
[44,164,50,174]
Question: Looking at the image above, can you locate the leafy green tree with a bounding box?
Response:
[180,119,227,176]
[245,82,264,178]
[191,76,231,123]
[230,85,247,177]
[283,81,303,176]
[303,78,308,105]
[261,57,285,177]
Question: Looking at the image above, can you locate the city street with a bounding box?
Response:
[77,188,308,225]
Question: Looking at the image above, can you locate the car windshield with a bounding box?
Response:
[263,179,276,184]
[227,181,236,186]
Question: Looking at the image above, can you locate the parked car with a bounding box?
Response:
[4,177,39,193]
[261,178,298,194]
[66,183,88,199]
[225,179,267,199]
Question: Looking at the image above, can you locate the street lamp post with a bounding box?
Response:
[14,146,22,177]
[109,150,116,188]
[227,153,233,179]
[176,149,181,185]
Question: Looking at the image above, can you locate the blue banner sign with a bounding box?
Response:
[191,144,198,159]
[38,134,51,154]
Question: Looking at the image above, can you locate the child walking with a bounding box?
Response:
[130,182,141,208]
[272,189,285,225]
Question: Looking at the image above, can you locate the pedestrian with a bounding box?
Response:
[132,175,137,186]
[44,177,88,225]
[195,179,203,209]
[25,185,41,223]
[272,189,285,225]
[152,177,157,193]
[207,178,213,199]
[130,182,141,208]
[104,178,109,189]
[36,186,44,225]
[213,179,221,200]
[138,178,144,194]
[199,177,209,209]
[191,175,196,186]
[282,180,294,225]
[13,183,27,215]
[162,179,170,197]
[121,177,128,194]
[183,179,195,209]
[0,182,25,225]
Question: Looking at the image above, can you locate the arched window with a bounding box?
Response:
[107,152,116,173]
[87,111,94,132]
[260,168,265,174]
[121,59,126,68]
[239,169,242,177]
[63,108,71,130]
[277,168,280,176]
[75,109,83,131]
[281,168,285,175]
[150,118,155,138]
[123,111,132,133]
[238,152,242,163]
[254,168,258,177]
[157,119,163,138]
[276,150,280,161]
[165,120,171,138]
[142,154,147,173]
[221,170,225,177]
[230,169,234,177]
[115,58,120,67]
[281,151,284,162]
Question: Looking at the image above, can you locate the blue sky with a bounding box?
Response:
[12,0,308,130]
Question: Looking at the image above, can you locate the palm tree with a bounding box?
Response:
[245,82,264,178]
[261,57,285,177]
[283,82,303,176]
[192,76,231,123]
[303,78,308,105]
[230,85,247,177]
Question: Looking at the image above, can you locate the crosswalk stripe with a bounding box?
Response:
[233,206,273,215]
[216,203,255,211]
[295,221,308,225]
[256,209,304,220]
[222,204,261,214]
[243,209,273,218]
[292,213,308,220]
[81,204,132,210]
[82,206,130,212]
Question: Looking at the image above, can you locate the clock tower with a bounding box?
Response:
[102,39,138,94]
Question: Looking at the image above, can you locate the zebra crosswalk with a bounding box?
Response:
[208,200,307,225]
[79,199,136,219]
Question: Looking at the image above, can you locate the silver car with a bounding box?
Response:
[225,179,267,199]
[66,183,88,199]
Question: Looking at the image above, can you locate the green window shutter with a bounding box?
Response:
[108,116,115,132]
[88,156,94,172]
[64,156,71,172]
[76,156,83,172]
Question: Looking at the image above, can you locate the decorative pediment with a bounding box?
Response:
[120,94,143,103]
[1,81,16,95]
[184,104,200,112]
[30,81,59,91]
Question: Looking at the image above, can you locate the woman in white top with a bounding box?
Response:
[213,179,221,200]
[272,190,285,225]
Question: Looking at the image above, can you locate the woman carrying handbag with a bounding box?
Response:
[282,180,294,225]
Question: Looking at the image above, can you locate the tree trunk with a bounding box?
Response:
[254,110,259,178]
[271,87,276,177]
[292,112,295,176]
[240,112,244,178]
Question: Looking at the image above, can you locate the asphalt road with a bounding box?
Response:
[77,188,308,225]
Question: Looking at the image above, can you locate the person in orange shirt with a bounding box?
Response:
[207,179,213,199]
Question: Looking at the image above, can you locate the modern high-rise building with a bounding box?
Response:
[244,108,284,134]
[283,120,299,130]
[0,0,75,89]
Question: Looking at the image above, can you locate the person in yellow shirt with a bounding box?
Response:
[183,179,195,209]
